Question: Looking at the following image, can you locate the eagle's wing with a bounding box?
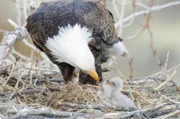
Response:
[26,0,80,83]
[26,0,118,51]
[26,0,82,59]
[82,1,119,46]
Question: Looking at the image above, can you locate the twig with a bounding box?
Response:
[15,0,22,26]
[60,102,136,111]
[12,107,73,119]
[134,91,156,104]
[124,11,151,40]
[23,0,28,20]
[3,63,15,85]
[128,58,134,79]
[157,91,180,104]
[164,52,170,70]
[115,1,180,27]
[145,4,163,69]
[23,67,59,73]
[118,0,126,36]
[155,110,180,119]
[122,0,136,28]
[154,69,177,90]
[116,110,141,118]
[8,19,19,29]
[24,59,35,86]
[0,22,28,61]
[29,0,36,13]
[130,63,180,86]
[111,56,125,80]
[12,48,30,61]
[115,0,149,10]
[112,0,121,18]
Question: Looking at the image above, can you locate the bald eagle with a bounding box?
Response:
[26,0,129,85]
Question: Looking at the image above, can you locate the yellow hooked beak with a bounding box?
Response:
[89,69,99,84]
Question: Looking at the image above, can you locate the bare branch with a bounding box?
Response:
[164,52,170,70]
[157,91,180,104]
[128,58,134,79]
[12,107,73,119]
[8,19,19,29]
[0,25,28,62]
[15,0,22,26]
[154,69,177,90]
[115,1,180,27]
[118,0,126,36]
[156,110,180,119]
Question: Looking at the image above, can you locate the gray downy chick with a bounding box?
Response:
[108,77,136,109]
[97,77,136,109]
[97,81,112,105]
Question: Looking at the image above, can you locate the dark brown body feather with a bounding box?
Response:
[26,0,119,84]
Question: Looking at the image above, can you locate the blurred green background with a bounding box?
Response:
[0,0,180,83]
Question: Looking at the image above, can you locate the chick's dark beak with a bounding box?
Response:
[106,80,112,86]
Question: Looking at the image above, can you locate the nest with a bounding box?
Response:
[0,65,180,119]
[18,82,98,110]
[0,67,98,107]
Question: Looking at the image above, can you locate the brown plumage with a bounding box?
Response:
[26,0,126,85]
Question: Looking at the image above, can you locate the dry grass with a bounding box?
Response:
[0,64,180,118]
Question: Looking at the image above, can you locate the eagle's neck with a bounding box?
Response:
[45,24,95,70]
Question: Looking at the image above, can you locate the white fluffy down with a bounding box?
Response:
[97,78,136,109]
[45,24,95,71]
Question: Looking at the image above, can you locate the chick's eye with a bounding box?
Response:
[111,82,115,85]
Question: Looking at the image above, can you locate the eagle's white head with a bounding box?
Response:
[45,24,98,82]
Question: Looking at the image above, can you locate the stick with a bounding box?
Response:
[115,1,180,27]
[12,107,73,119]
[154,69,177,90]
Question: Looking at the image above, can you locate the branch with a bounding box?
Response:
[155,110,180,119]
[15,0,22,26]
[117,0,126,36]
[154,69,177,91]
[115,1,180,27]
[12,107,73,119]
[128,58,134,79]
[60,102,136,111]
[157,91,180,105]
[0,20,55,68]
[0,20,28,64]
